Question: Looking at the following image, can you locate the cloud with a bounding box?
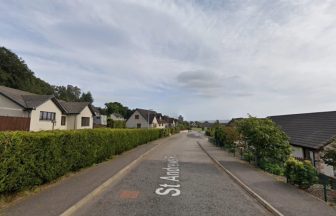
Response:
[1,0,336,120]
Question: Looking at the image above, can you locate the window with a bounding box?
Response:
[137,123,141,128]
[40,111,56,121]
[61,116,66,126]
[135,114,139,119]
[81,117,90,127]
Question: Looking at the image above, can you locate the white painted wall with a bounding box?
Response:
[126,110,158,128]
[29,99,65,131]
[320,161,335,177]
[0,94,29,117]
[110,114,125,121]
[320,143,336,177]
[75,106,93,129]
[66,115,76,130]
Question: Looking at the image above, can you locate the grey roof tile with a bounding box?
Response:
[269,111,336,150]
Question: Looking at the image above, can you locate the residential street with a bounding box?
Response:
[3,131,336,216]
[73,132,269,216]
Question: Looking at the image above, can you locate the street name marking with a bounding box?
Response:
[155,155,181,197]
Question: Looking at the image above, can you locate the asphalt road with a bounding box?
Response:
[74,132,271,216]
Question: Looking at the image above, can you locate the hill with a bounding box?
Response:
[0,47,54,95]
[0,47,93,103]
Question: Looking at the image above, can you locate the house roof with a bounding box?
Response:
[0,85,54,109]
[269,111,336,150]
[135,108,157,124]
[57,100,92,115]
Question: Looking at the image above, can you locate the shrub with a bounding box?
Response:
[0,128,167,194]
[237,117,291,173]
[213,126,239,151]
[284,157,318,189]
[107,119,126,128]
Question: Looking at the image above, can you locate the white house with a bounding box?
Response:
[126,108,158,128]
[57,101,95,130]
[92,106,107,126]
[0,85,94,131]
[110,113,125,121]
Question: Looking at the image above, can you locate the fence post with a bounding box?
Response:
[323,182,328,202]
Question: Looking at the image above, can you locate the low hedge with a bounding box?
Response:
[0,128,167,194]
[284,157,318,189]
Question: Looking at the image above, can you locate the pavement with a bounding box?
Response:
[1,131,271,216]
[198,135,336,216]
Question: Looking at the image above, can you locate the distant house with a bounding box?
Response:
[163,116,176,128]
[110,113,125,121]
[269,111,336,177]
[0,86,94,131]
[126,108,158,128]
[92,106,107,126]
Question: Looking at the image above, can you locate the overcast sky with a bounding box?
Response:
[1,0,336,120]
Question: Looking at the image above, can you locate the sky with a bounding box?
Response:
[1,0,336,121]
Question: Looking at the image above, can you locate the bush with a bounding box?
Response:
[107,119,126,128]
[284,157,318,189]
[213,126,239,151]
[237,117,291,173]
[261,162,284,175]
[0,128,167,194]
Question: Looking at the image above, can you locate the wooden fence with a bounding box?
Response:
[0,116,30,131]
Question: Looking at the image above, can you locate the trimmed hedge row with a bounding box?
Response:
[0,128,167,194]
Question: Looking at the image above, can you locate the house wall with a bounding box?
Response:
[318,144,336,177]
[291,146,304,158]
[0,94,29,117]
[94,115,107,125]
[29,99,65,131]
[110,114,125,121]
[126,110,158,128]
[75,106,93,129]
[66,115,76,130]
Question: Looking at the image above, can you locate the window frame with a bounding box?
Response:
[40,111,56,121]
[81,117,90,127]
[61,116,66,126]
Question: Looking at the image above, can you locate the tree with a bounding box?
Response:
[80,91,93,103]
[0,47,54,94]
[104,102,132,118]
[53,85,85,102]
[237,117,291,175]
[322,142,336,167]
[178,115,184,122]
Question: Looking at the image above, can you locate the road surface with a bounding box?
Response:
[73,132,270,216]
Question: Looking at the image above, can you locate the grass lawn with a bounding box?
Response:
[192,127,203,132]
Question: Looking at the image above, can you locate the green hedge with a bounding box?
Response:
[0,128,167,194]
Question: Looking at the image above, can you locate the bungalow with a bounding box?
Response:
[92,106,107,127]
[269,111,336,177]
[126,108,158,128]
[0,85,94,131]
[57,100,95,130]
[110,113,125,121]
